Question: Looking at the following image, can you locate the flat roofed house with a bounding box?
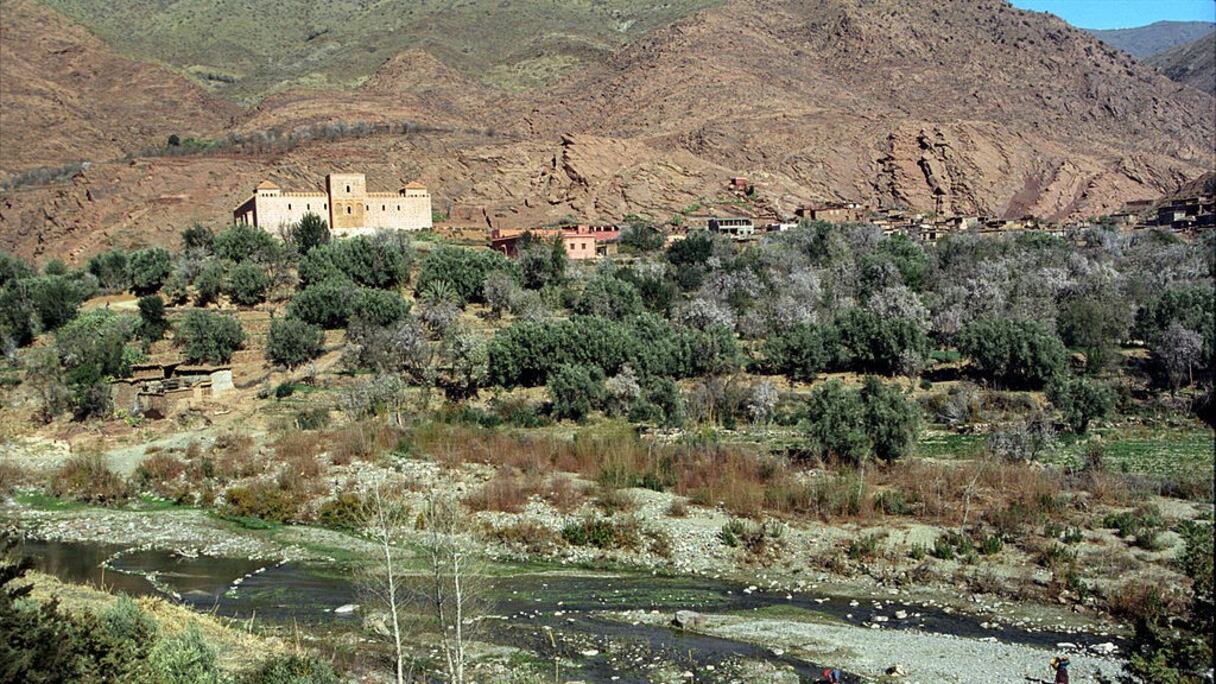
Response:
[233,173,432,237]
[707,216,755,238]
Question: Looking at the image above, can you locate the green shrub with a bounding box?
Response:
[957,318,1067,389]
[192,260,228,306]
[239,654,340,684]
[223,262,272,306]
[349,287,409,327]
[27,275,95,332]
[213,224,280,264]
[265,318,324,368]
[298,235,412,289]
[287,280,353,329]
[287,213,330,256]
[87,250,130,291]
[222,481,300,523]
[1047,376,1115,433]
[126,248,172,295]
[137,295,169,342]
[547,364,604,421]
[146,625,223,684]
[177,311,244,364]
[847,532,883,560]
[1103,505,1166,550]
[415,245,519,304]
[316,492,365,533]
[561,516,640,550]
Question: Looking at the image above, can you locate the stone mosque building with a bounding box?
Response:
[233,173,432,236]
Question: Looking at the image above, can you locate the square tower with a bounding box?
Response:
[327,173,367,232]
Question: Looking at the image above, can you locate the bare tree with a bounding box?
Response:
[360,483,414,684]
[361,487,486,684]
[416,493,485,684]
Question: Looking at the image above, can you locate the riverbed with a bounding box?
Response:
[12,537,1127,682]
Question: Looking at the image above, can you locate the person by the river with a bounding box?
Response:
[1050,655,1070,684]
[820,667,843,684]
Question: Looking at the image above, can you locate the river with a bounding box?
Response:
[12,538,1124,683]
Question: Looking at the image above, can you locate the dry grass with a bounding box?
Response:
[50,452,128,504]
[464,471,585,513]
[326,420,402,465]
[132,452,188,500]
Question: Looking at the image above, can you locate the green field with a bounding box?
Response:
[43,0,724,101]
[917,425,1213,478]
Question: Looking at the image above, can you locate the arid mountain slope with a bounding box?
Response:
[1087,20,1215,59]
[1,0,1214,263]
[0,0,241,176]
[524,0,1214,219]
[1148,32,1216,95]
[39,0,724,99]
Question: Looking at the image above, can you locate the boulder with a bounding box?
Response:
[672,610,707,630]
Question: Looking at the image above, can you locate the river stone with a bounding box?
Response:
[886,664,908,677]
[672,610,706,630]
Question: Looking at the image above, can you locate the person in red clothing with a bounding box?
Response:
[1050,655,1070,684]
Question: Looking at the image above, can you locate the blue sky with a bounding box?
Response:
[1010,0,1215,29]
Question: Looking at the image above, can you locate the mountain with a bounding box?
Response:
[523,0,1213,220]
[1147,32,1216,94]
[38,0,723,101]
[1,0,1213,263]
[0,0,242,176]
[1087,21,1215,59]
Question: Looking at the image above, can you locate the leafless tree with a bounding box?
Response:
[416,493,485,684]
[359,483,415,684]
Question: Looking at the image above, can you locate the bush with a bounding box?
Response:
[1047,376,1115,433]
[957,318,1066,389]
[222,481,300,523]
[51,453,128,504]
[349,287,409,327]
[87,250,130,291]
[801,378,919,466]
[239,655,340,684]
[25,274,94,332]
[316,492,365,533]
[265,317,324,368]
[287,213,331,256]
[223,261,272,306]
[192,260,228,306]
[415,245,519,304]
[213,224,280,263]
[181,224,214,252]
[762,323,837,381]
[287,280,353,329]
[146,625,223,684]
[126,247,172,295]
[298,235,412,289]
[561,516,641,550]
[177,311,244,364]
[574,275,644,320]
[834,308,928,376]
[547,364,603,421]
[137,295,169,342]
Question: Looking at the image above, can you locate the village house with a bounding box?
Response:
[1154,195,1215,232]
[490,225,620,260]
[797,201,867,223]
[706,216,756,238]
[112,362,234,418]
[232,173,432,237]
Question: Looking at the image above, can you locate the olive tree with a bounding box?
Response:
[176,311,244,364]
[265,317,325,368]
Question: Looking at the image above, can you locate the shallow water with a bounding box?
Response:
[13,537,1121,683]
